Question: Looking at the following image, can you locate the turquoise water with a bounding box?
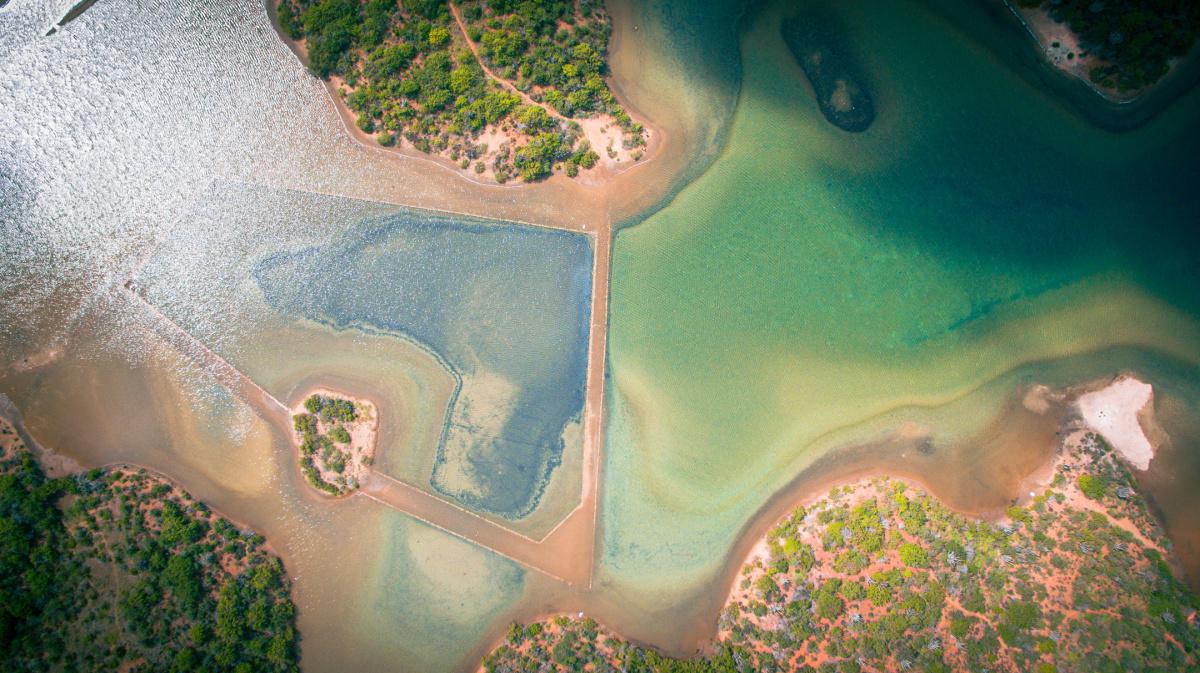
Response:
[599,0,1200,626]
[138,182,593,520]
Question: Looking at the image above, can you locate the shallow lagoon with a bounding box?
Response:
[0,292,530,673]
[136,182,593,523]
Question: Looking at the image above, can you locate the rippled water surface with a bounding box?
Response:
[134,182,593,520]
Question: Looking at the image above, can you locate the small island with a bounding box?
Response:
[291,390,377,496]
[480,421,1199,672]
[781,12,875,133]
[0,415,299,673]
[275,0,648,182]
[1011,0,1200,101]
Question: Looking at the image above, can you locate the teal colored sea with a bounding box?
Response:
[599,0,1200,633]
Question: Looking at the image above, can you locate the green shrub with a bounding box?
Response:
[899,542,928,567]
[1077,474,1107,500]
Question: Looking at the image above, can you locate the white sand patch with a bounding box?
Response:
[1077,377,1155,470]
[578,117,636,169]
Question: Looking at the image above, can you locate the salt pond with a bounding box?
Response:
[136,182,593,525]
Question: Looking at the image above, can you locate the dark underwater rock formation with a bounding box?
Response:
[781,14,875,132]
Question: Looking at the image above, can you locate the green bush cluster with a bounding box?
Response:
[304,394,356,423]
[277,0,640,181]
[0,442,298,673]
[470,0,620,118]
[1077,472,1108,500]
[293,395,359,495]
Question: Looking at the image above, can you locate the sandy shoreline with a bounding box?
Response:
[713,374,1168,639]
[0,396,289,565]
[1077,375,1157,470]
[263,0,670,226]
[1003,1,1172,106]
[473,372,1178,667]
[0,392,81,477]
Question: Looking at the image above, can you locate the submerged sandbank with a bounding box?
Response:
[780,10,875,132]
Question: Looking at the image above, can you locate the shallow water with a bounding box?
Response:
[4,0,1200,670]
[0,291,530,672]
[135,181,593,521]
[600,0,1200,643]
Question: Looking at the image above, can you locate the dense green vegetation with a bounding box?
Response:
[483,432,1200,673]
[293,394,363,495]
[1017,0,1200,92]
[0,425,298,673]
[276,0,642,181]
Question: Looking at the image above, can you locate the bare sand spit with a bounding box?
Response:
[1077,376,1156,470]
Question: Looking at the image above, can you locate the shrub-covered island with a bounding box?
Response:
[275,0,648,182]
[291,391,377,496]
[1012,0,1200,100]
[0,417,299,673]
[481,430,1199,673]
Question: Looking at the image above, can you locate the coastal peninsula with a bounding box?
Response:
[480,382,1198,673]
[291,390,377,496]
[0,413,299,673]
[275,0,647,182]
[1011,0,1200,101]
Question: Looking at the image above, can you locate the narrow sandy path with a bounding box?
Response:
[573,220,611,586]
[447,1,567,120]
[124,280,292,436]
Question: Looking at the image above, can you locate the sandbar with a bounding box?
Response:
[1077,375,1156,470]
